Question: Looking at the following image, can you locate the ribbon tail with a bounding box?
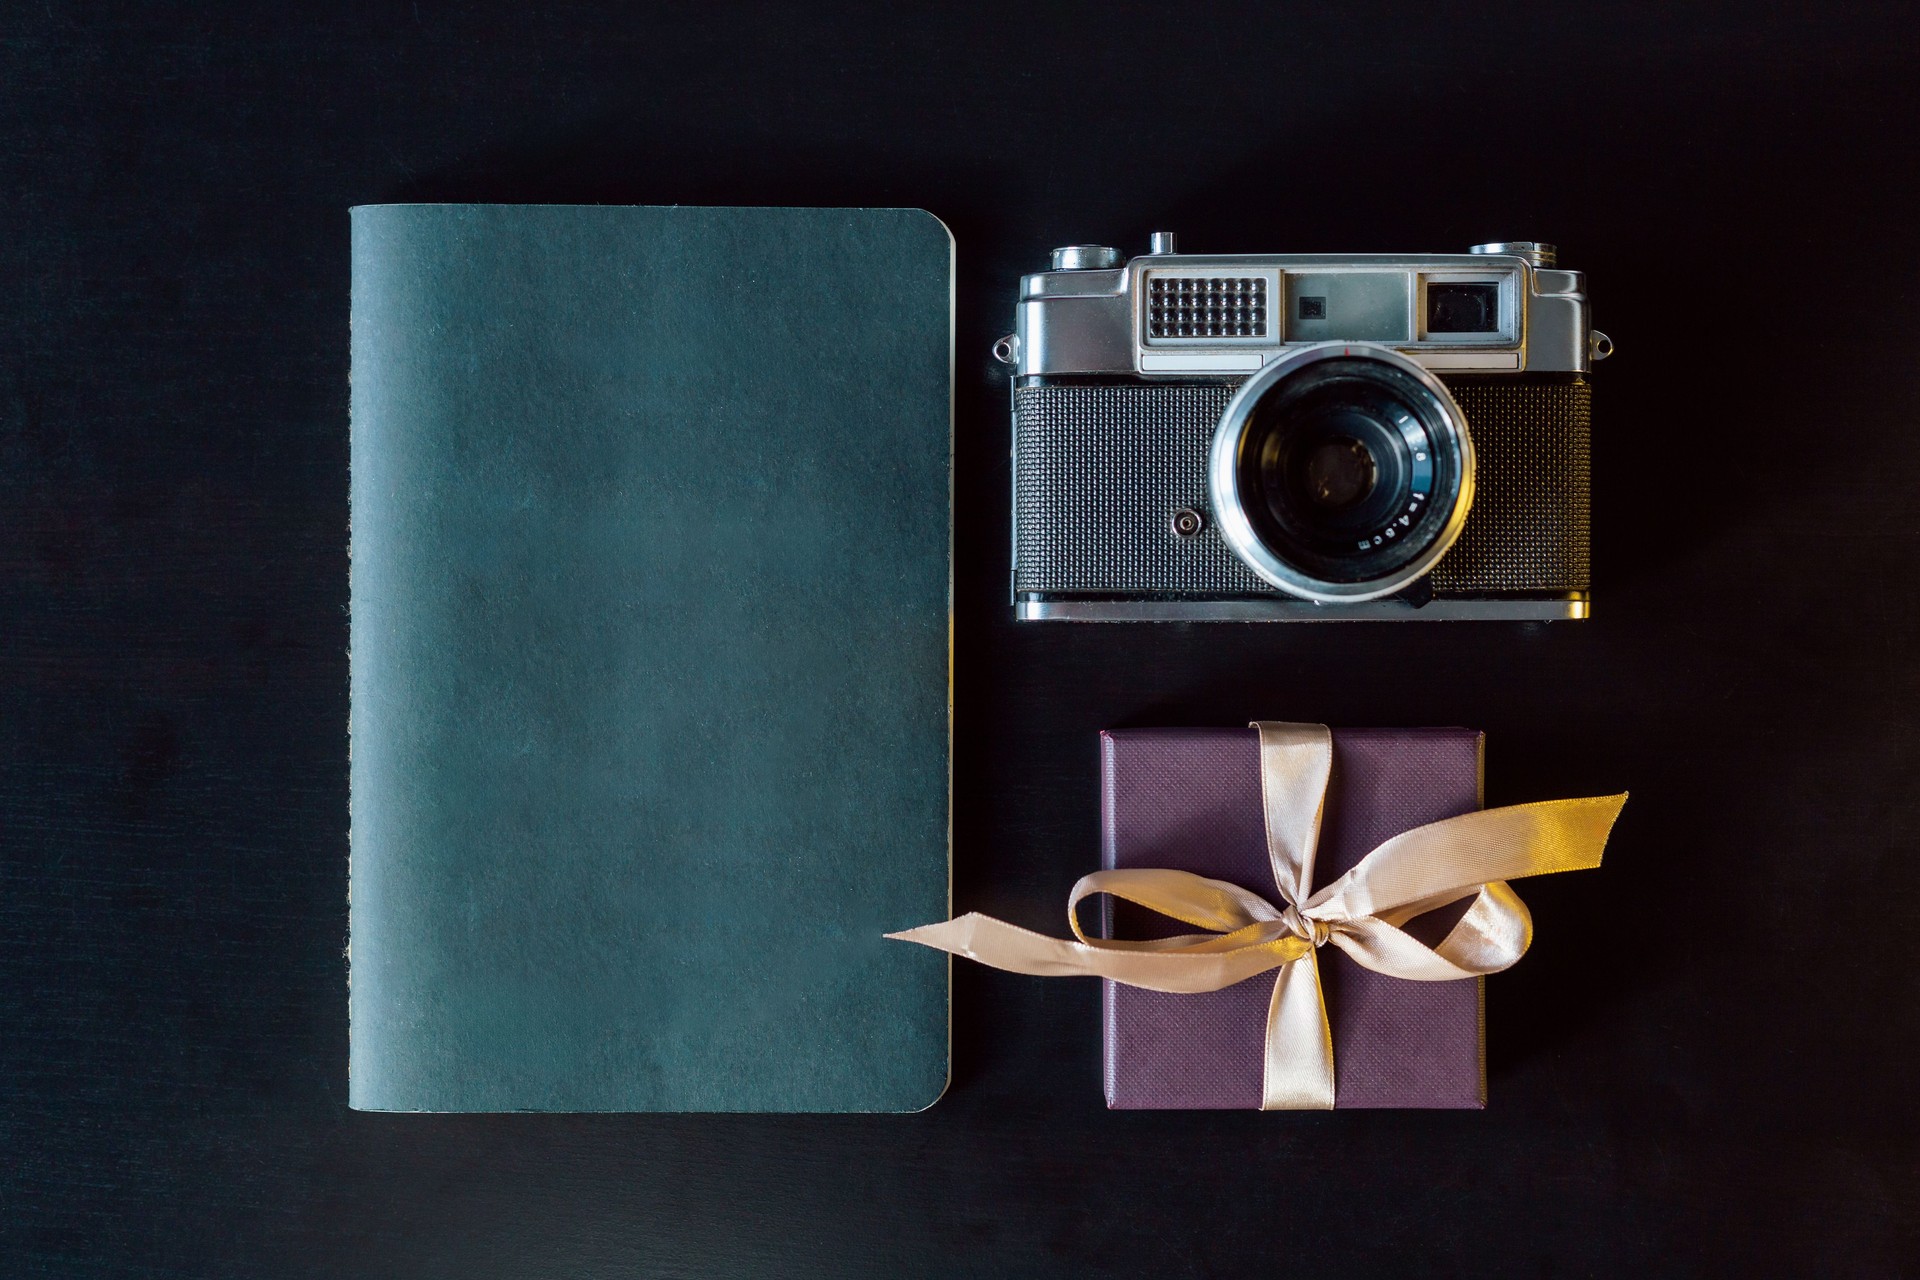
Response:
[887,913,1311,994]
[1308,792,1628,923]
[1261,947,1336,1110]
[886,914,1098,978]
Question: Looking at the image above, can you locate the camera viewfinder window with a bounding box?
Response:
[1427,283,1500,333]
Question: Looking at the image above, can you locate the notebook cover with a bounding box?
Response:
[348,204,952,1112]
[1100,727,1486,1110]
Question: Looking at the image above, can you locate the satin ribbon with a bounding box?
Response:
[889,722,1626,1109]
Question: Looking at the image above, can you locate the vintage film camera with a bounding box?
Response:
[999,235,1611,620]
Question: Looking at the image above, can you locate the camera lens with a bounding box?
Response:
[1208,345,1472,601]
[1299,436,1377,510]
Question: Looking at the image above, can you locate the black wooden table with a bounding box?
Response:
[5,5,1917,1275]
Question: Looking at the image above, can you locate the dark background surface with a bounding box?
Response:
[4,3,1917,1276]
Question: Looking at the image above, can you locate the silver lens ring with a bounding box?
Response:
[1206,342,1475,603]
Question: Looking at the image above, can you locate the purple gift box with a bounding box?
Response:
[1100,726,1487,1110]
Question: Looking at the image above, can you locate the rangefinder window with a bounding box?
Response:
[1426,283,1501,333]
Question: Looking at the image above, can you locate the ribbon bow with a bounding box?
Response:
[890,723,1626,1109]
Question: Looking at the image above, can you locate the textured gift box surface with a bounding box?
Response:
[1101,727,1486,1110]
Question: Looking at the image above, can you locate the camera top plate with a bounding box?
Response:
[1010,238,1599,380]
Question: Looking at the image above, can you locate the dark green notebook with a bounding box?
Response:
[348,205,951,1112]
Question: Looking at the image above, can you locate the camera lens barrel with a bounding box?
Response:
[1207,343,1474,603]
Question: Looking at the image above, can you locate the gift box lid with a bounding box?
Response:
[1100,726,1486,1110]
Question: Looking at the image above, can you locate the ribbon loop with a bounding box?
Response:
[1067,868,1282,945]
[888,723,1625,1110]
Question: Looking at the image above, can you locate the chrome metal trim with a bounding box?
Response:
[1206,342,1476,604]
[1014,245,1595,378]
[1016,596,1589,622]
[1411,351,1520,371]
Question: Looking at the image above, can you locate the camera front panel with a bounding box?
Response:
[1430,376,1590,594]
[1011,374,1589,604]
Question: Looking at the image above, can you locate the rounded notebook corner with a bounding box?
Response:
[901,206,956,255]
[907,1073,951,1114]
